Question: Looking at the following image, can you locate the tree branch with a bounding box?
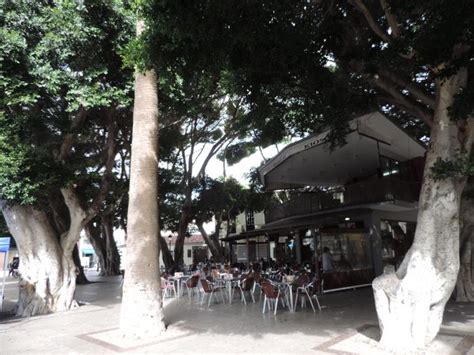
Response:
[380,0,400,38]
[372,76,433,126]
[196,134,232,179]
[60,187,87,254]
[59,108,87,162]
[85,111,118,223]
[378,69,436,109]
[349,0,390,43]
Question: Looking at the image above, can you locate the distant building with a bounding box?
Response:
[161,234,210,266]
[223,112,425,292]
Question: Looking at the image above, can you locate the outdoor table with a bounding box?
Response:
[222,277,242,304]
[169,275,189,298]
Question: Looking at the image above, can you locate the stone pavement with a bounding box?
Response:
[0,272,473,354]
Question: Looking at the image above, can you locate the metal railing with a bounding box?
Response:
[265,177,421,223]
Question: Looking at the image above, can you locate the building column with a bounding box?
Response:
[266,234,271,261]
[295,231,302,264]
[246,237,250,267]
[364,212,383,276]
[311,227,320,278]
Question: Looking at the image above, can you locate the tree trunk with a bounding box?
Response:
[85,222,107,276]
[119,19,166,339]
[372,68,474,351]
[73,244,89,284]
[173,203,191,268]
[159,236,174,270]
[455,189,474,301]
[102,215,121,276]
[0,203,78,316]
[197,221,224,262]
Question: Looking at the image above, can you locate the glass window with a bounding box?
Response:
[321,232,371,271]
[381,156,400,177]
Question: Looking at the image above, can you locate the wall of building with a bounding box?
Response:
[235,211,265,233]
[160,242,210,267]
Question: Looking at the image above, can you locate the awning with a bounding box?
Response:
[221,207,374,242]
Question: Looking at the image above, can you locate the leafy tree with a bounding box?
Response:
[155,68,249,268]
[0,0,134,315]
[193,175,276,261]
[142,1,474,350]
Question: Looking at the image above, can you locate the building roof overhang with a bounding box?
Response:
[259,112,426,190]
[221,200,418,242]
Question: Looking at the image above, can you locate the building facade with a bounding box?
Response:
[224,112,425,292]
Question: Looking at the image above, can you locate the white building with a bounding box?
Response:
[161,234,210,266]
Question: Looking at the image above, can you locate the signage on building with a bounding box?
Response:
[0,237,11,253]
[303,133,328,150]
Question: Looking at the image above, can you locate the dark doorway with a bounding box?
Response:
[192,246,208,264]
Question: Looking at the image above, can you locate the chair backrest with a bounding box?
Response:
[241,277,254,291]
[187,275,199,288]
[260,281,278,299]
[200,279,212,293]
[160,277,168,289]
[296,274,310,287]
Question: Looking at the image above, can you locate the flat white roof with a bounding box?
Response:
[259,112,426,190]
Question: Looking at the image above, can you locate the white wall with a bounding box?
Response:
[160,243,210,267]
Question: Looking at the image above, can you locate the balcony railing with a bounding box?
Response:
[265,177,421,224]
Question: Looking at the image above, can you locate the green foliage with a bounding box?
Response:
[218,142,256,166]
[449,86,474,122]
[193,177,247,223]
[0,0,134,205]
[143,0,473,155]
[431,154,474,180]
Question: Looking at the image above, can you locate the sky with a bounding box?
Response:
[201,144,282,185]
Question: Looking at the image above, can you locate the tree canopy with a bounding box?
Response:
[0,0,134,205]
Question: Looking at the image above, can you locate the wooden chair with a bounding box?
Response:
[261,281,283,315]
[200,279,226,306]
[161,277,177,298]
[294,278,321,312]
[235,277,255,304]
[182,275,200,299]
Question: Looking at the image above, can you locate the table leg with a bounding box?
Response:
[288,286,294,312]
[177,280,181,298]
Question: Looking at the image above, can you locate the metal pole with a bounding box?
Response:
[0,252,7,312]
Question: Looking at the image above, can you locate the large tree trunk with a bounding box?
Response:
[119,19,166,339]
[159,236,174,270]
[102,215,121,276]
[85,222,107,276]
[372,69,474,351]
[173,203,191,268]
[73,244,89,284]
[1,203,78,316]
[197,221,224,262]
[455,189,474,301]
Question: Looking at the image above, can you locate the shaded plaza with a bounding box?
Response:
[1,272,473,354]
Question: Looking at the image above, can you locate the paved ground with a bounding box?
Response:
[1,271,473,354]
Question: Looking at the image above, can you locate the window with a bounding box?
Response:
[245,211,255,231]
[187,249,192,258]
[381,156,400,177]
[236,244,248,261]
[320,232,371,271]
